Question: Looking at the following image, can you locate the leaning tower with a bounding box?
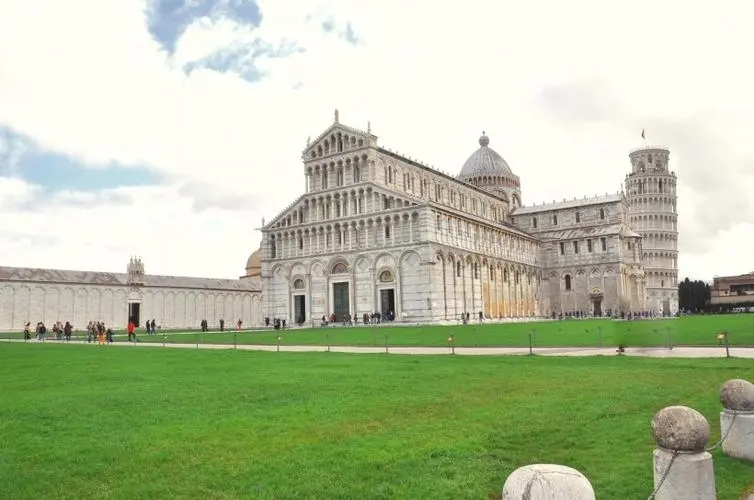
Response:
[625,146,679,316]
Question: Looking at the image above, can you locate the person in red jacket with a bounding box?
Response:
[127,320,136,342]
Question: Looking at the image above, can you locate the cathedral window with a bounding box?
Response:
[601,237,607,251]
[573,241,579,254]
[388,166,393,183]
[575,212,581,223]
[504,269,509,282]
[474,263,480,279]
[456,262,462,277]
[322,171,328,189]
[436,214,441,231]
[559,242,565,255]
[564,274,572,291]
[385,225,391,240]
[553,214,558,225]
[587,239,593,253]
[658,179,663,193]
[298,236,303,250]
[600,208,605,220]
[532,217,537,229]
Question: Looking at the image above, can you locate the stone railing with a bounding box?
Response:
[500,378,754,499]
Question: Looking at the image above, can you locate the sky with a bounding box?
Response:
[0,0,752,281]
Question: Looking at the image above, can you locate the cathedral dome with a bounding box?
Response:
[245,248,261,277]
[458,133,514,180]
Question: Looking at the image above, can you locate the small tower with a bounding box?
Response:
[625,146,679,315]
[127,256,145,286]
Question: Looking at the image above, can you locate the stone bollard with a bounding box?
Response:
[502,464,595,500]
[651,405,716,500]
[719,379,754,461]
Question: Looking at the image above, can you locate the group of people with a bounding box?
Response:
[23,321,74,341]
[87,321,115,344]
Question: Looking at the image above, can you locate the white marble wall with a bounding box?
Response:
[262,245,438,324]
[0,283,261,331]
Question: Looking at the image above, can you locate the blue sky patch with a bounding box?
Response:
[183,39,304,82]
[147,0,263,53]
[17,150,160,192]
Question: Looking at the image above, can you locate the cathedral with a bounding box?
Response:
[258,112,679,325]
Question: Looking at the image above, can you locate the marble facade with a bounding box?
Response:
[259,113,679,323]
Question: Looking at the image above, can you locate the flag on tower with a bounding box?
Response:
[641,129,645,140]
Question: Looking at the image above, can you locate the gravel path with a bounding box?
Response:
[4,338,752,358]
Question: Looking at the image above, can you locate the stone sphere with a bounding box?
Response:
[502,464,595,500]
[651,405,710,452]
[720,379,754,411]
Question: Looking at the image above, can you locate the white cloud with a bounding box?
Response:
[0,0,753,281]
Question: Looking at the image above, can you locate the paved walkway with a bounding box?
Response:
[4,338,753,358]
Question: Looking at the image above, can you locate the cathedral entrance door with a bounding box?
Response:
[662,299,670,317]
[592,299,602,318]
[293,295,306,325]
[589,287,604,318]
[128,302,141,327]
[380,289,395,316]
[332,282,350,322]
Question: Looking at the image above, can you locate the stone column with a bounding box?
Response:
[502,464,595,500]
[720,379,754,461]
[651,405,716,500]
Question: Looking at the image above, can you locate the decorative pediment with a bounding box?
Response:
[303,116,374,161]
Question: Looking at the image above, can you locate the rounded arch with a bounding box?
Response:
[398,249,422,265]
[326,255,351,274]
[373,251,396,269]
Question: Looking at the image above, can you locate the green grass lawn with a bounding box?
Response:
[5,314,754,348]
[1,344,752,499]
[131,313,754,348]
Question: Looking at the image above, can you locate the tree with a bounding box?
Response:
[678,277,711,312]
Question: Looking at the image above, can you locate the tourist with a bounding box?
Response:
[64,321,72,342]
[127,320,136,342]
[146,320,152,335]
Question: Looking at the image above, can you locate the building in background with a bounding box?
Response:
[0,257,261,332]
[710,272,754,308]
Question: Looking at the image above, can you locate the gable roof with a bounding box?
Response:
[262,181,426,231]
[0,266,260,292]
[302,121,375,159]
[513,193,624,215]
[533,223,640,241]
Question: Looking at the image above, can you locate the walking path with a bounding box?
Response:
[4,338,753,358]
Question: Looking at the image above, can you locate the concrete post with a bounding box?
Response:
[719,379,754,462]
[650,405,716,500]
[502,464,595,500]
